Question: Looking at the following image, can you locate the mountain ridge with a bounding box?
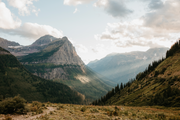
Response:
[87,47,169,85]
[18,36,111,103]
[0,47,84,104]
[92,41,180,107]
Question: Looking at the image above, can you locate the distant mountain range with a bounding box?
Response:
[0,37,20,49]
[0,35,111,103]
[87,47,169,85]
[92,41,180,107]
[0,47,84,104]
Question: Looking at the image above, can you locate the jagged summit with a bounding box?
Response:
[20,37,84,66]
[31,35,58,46]
[19,36,111,102]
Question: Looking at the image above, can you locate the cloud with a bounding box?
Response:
[15,23,63,39]
[0,1,63,40]
[75,44,88,53]
[91,44,106,53]
[148,0,164,10]
[96,0,180,48]
[0,1,21,29]
[73,8,78,13]
[143,0,180,33]
[94,0,133,17]
[7,0,40,16]
[64,0,92,6]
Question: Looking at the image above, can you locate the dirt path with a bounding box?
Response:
[3,107,56,120]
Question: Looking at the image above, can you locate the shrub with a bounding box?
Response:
[80,106,87,112]
[3,115,12,120]
[0,95,28,114]
[30,101,43,114]
[90,108,99,113]
[156,113,166,119]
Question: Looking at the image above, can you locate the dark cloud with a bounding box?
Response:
[106,0,133,18]
[148,0,164,10]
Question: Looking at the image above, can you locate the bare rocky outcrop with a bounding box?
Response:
[45,37,84,66]
[0,37,20,49]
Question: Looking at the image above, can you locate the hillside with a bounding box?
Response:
[0,37,20,49]
[88,47,169,85]
[92,41,180,107]
[18,36,111,103]
[0,35,58,56]
[31,35,57,46]
[0,47,84,104]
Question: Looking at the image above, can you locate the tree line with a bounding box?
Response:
[91,79,135,105]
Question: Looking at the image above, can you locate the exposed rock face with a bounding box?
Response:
[34,67,68,80]
[32,35,57,46]
[46,37,84,66]
[0,37,20,49]
[19,36,111,101]
[33,65,85,80]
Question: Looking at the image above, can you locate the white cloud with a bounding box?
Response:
[143,0,180,33]
[75,44,88,53]
[7,0,40,16]
[0,1,63,40]
[64,0,92,6]
[73,8,78,13]
[14,23,63,39]
[95,0,180,48]
[0,1,21,29]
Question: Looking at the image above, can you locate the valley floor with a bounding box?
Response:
[0,103,180,120]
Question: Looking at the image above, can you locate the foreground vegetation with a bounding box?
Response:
[92,40,180,107]
[0,97,180,120]
[0,47,84,104]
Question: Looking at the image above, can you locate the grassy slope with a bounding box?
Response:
[97,46,180,107]
[18,39,112,103]
[56,66,112,102]
[0,48,83,104]
[23,63,112,103]
[1,103,180,120]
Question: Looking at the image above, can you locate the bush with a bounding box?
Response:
[90,108,99,113]
[80,106,87,112]
[0,95,28,114]
[156,113,166,119]
[3,115,12,120]
[30,101,43,114]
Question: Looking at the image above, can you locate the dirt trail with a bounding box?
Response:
[4,107,55,120]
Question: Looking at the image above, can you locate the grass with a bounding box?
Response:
[0,103,180,120]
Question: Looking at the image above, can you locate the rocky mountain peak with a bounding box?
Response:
[32,35,57,46]
[46,37,84,66]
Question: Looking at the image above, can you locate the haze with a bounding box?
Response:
[0,0,179,64]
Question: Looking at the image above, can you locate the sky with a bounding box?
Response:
[0,0,180,64]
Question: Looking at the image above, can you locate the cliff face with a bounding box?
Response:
[19,36,111,102]
[45,37,84,66]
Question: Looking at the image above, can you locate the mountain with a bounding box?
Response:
[92,41,180,107]
[0,35,58,57]
[87,47,169,85]
[18,36,111,103]
[0,47,84,104]
[31,35,57,46]
[0,37,20,49]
